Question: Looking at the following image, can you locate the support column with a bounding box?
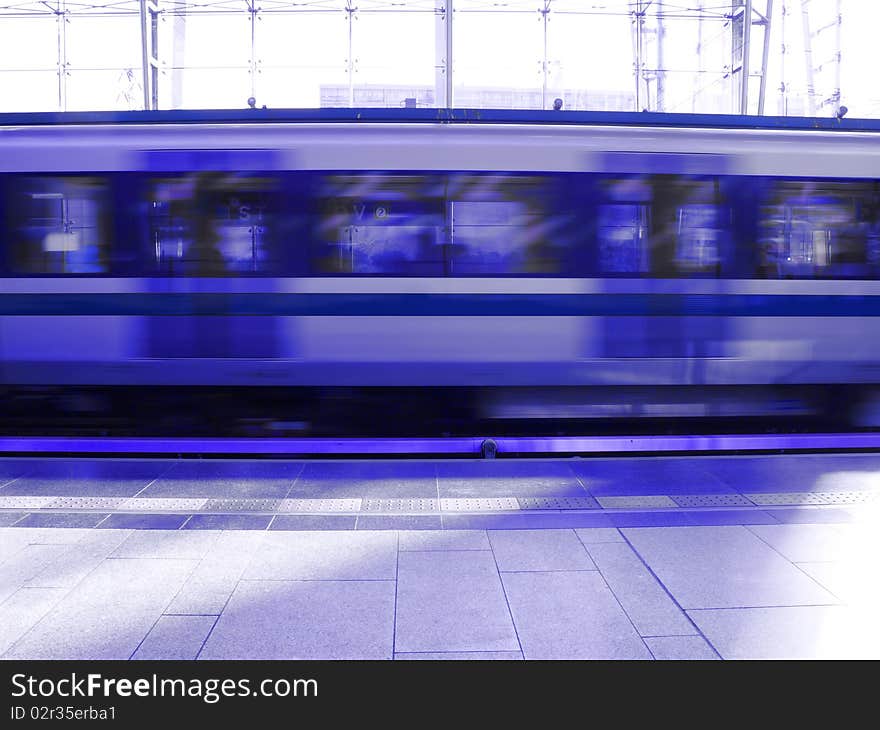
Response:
[56,1,68,111]
[757,0,773,114]
[434,1,452,108]
[541,1,550,110]
[248,1,258,101]
[740,0,752,113]
[139,0,160,110]
[346,1,355,107]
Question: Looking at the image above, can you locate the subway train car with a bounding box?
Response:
[1,109,880,438]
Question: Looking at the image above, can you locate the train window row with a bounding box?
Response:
[2,171,880,278]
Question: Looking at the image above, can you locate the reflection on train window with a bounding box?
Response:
[651,177,730,275]
[675,203,727,272]
[597,179,651,274]
[447,175,568,275]
[312,173,572,276]
[758,180,880,278]
[596,176,731,276]
[149,173,275,275]
[313,175,445,275]
[7,177,110,274]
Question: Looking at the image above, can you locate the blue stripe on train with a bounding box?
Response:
[0,292,879,317]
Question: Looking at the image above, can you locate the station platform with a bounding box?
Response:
[1,452,879,660]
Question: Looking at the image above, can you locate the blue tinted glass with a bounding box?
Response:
[149,174,276,275]
[447,175,570,275]
[758,180,877,278]
[8,177,110,274]
[314,175,444,275]
[597,203,648,273]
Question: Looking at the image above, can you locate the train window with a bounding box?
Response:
[757,180,880,278]
[595,176,733,277]
[596,179,651,274]
[649,177,731,276]
[446,175,570,275]
[5,177,111,274]
[310,173,577,276]
[312,174,445,275]
[147,173,277,275]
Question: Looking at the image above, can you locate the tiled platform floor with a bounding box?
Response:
[2,452,880,659]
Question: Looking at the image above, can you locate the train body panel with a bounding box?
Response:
[2,112,880,433]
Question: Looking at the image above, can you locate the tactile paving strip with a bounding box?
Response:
[440,497,520,512]
[516,496,600,511]
[118,498,209,512]
[45,497,125,510]
[595,495,678,509]
[745,490,880,506]
[672,494,755,508]
[202,498,281,512]
[361,498,439,513]
[279,498,362,513]
[0,496,56,509]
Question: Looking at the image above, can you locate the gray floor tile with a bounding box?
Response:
[517,512,615,529]
[437,460,585,497]
[516,496,600,511]
[672,494,755,508]
[572,457,731,496]
[575,527,624,544]
[703,454,880,494]
[98,513,190,530]
[585,542,694,637]
[199,579,396,659]
[394,651,522,660]
[161,459,301,480]
[245,531,397,581]
[644,635,719,660]
[0,512,28,526]
[132,615,217,660]
[622,526,839,609]
[269,515,357,531]
[0,587,69,655]
[0,461,31,485]
[113,530,221,560]
[597,496,678,509]
[356,515,442,531]
[146,480,292,499]
[441,514,531,530]
[0,527,93,549]
[183,514,272,530]
[398,530,490,551]
[13,513,109,529]
[0,529,41,565]
[683,509,779,526]
[765,508,855,524]
[442,512,616,530]
[610,512,696,528]
[290,461,437,499]
[4,557,196,659]
[0,459,170,497]
[746,524,854,563]
[489,529,595,572]
[165,532,265,616]
[502,571,652,659]
[27,530,131,589]
[142,460,300,499]
[0,543,75,603]
[688,605,880,659]
[395,550,519,653]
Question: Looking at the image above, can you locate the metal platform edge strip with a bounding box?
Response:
[1,432,880,456]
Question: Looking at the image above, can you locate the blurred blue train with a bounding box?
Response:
[1,109,880,437]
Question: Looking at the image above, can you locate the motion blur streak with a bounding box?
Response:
[1,111,879,440]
